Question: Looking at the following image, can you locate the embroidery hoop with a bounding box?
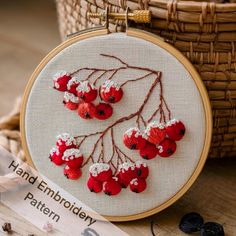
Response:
[20,13,212,221]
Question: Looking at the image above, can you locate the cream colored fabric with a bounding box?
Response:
[25,33,205,216]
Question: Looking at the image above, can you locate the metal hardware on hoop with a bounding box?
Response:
[88,7,152,30]
[67,8,151,38]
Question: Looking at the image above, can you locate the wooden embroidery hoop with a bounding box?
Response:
[20,20,212,221]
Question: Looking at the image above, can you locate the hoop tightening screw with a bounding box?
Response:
[88,10,151,24]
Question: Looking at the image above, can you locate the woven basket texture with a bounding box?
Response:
[55,0,236,158]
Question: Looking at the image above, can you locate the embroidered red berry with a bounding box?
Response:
[67,77,80,95]
[56,133,76,153]
[123,127,146,150]
[89,163,112,182]
[53,71,71,91]
[145,122,166,145]
[135,161,149,179]
[100,80,123,103]
[87,177,103,193]
[116,172,130,188]
[166,119,186,141]
[62,148,83,169]
[94,102,113,120]
[63,92,79,110]
[130,178,147,193]
[64,165,82,180]
[76,81,97,102]
[118,162,136,183]
[139,142,158,160]
[157,138,177,157]
[78,102,96,119]
[103,177,122,196]
[49,146,64,166]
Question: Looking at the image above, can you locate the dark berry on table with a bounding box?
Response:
[200,222,224,236]
[179,212,204,233]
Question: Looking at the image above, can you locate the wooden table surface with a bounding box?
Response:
[1,158,236,235]
[0,1,236,235]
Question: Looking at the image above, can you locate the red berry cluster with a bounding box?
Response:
[123,119,186,160]
[53,72,123,120]
[87,161,149,196]
[49,133,84,180]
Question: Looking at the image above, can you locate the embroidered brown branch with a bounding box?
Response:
[107,128,134,173]
[69,53,160,87]
[79,73,163,169]
[55,54,172,172]
[147,78,171,123]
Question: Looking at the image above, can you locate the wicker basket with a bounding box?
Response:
[55,0,236,158]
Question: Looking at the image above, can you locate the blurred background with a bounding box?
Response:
[0,0,60,116]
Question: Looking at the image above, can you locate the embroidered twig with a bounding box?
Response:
[56,54,172,171]
[81,73,161,169]
[70,54,160,87]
